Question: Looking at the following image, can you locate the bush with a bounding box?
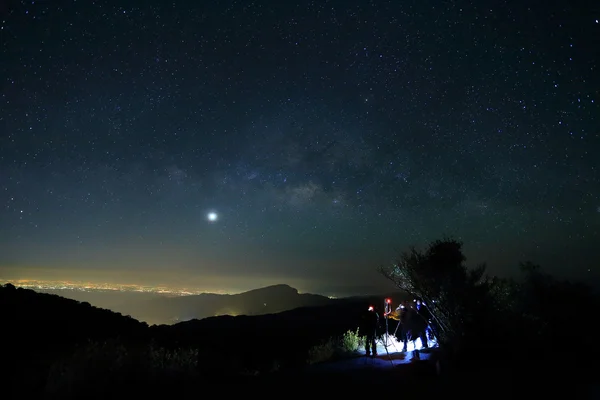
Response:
[379,238,492,353]
[44,339,200,397]
[147,341,198,375]
[341,328,362,353]
[306,328,363,365]
[307,338,336,365]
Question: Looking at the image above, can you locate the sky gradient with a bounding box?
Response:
[1,0,599,295]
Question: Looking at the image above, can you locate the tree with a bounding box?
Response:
[379,238,492,355]
[516,262,598,350]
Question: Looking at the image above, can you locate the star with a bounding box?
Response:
[0,0,598,296]
[207,212,218,222]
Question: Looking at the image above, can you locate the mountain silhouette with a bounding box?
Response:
[1,281,408,398]
[1,283,149,395]
[1,283,148,350]
[110,283,334,325]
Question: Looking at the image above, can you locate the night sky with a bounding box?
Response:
[1,0,599,295]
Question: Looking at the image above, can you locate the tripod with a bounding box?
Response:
[377,299,397,365]
[363,330,394,366]
[374,333,394,366]
[383,299,403,351]
[384,298,392,347]
[363,305,394,366]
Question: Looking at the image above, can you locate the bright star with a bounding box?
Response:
[207,212,218,222]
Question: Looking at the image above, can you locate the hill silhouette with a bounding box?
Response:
[150,297,375,372]
[107,283,334,325]
[1,283,149,397]
[1,283,148,346]
[1,282,392,397]
[38,284,406,326]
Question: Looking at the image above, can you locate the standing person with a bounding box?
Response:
[398,301,411,351]
[415,299,431,348]
[361,305,379,357]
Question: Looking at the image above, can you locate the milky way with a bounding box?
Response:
[1,1,599,295]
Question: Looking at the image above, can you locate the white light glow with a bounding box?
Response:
[359,334,437,356]
[207,212,218,222]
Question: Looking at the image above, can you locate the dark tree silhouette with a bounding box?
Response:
[379,238,494,355]
[380,237,600,369]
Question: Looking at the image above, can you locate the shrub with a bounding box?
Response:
[379,238,493,353]
[306,337,336,365]
[44,339,200,397]
[147,341,198,376]
[306,328,363,365]
[341,328,362,353]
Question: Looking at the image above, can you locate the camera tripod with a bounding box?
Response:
[364,299,397,366]
[377,334,395,365]
[363,332,394,366]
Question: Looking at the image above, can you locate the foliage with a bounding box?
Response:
[306,328,363,365]
[379,237,600,364]
[44,339,200,397]
[306,337,336,365]
[379,238,495,353]
[516,261,598,347]
[341,328,362,352]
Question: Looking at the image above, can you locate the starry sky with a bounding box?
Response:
[1,0,599,296]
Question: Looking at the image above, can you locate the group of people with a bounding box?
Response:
[359,299,434,357]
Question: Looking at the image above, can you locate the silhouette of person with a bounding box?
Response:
[361,305,379,357]
[415,299,431,348]
[393,301,408,349]
[398,301,412,351]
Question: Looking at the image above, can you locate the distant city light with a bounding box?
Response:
[3,279,216,296]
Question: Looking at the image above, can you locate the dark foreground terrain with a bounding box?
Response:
[33,358,597,398]
[2,283,598,399]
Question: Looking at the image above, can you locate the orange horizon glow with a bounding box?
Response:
[0,269,321,296]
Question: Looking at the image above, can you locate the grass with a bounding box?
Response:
[306,328,364,365]
[44,339,200,397]
[40,328,366,395]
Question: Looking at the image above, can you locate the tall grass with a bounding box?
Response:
[44,339,199,397]
[306,328,363,365]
